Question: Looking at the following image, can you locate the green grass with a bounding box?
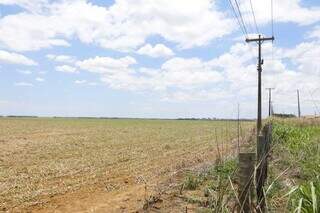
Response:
[184,173,202,190]
[290,180,320,212]
[266,118,320,211]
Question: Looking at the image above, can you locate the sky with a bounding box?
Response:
[0,0,319,118]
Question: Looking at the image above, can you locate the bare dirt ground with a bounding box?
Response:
[0,118,253,212]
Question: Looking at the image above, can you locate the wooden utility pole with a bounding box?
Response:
[246,35,274,134]
[266,88,275,117]
[297,89,301,118]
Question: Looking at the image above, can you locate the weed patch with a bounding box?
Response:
[267,118,320,211]
[180,158,237,212]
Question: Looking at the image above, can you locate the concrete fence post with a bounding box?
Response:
[256,123,272,212]
[256,134,266,212]
[238,152,256,213]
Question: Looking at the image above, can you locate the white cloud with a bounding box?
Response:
[2,0,320,117]
[35,77,45,82]
[76,56,136,74]
[55,65,77,73]
[86,0,235,50]
[0,11,70,51]
[0,0,48,13]
[159,57,223,88]
[0,0,234,51]
[208,41,320,115]
[308,25,320,39]
[46,54,76,63]
[0,50,37,65]
[14,82,33,87]
[259,35,320,81]
[162,89,231,102]
[78,55,223,91]
[74,80,87,84]
[0,100,10,105]
[74,80,98,86]
[137,44,174,58]
[18,70,32,74]
[0,0,319,55]
[88,82,98,86]
[239,0,320,28]
[75,39,320,114]
[1,0,319,52]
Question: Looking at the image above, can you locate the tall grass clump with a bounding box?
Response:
[181,158,237,212]
[290,180,320,212]
[269,119,320,211]
[204,159,237,212]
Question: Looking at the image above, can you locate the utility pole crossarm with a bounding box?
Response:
[245,36,275,43]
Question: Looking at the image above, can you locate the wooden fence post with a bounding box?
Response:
[238,152,256,213]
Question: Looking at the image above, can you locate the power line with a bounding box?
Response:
[308,90,320,115]
[270,0,275,70]
[271,0,274,37]
[242,0,255,34]
[264,55,320,60]
[227,0,248,38]
[249,0,259,34]
[233,0,249,37]
[226,0,256,61]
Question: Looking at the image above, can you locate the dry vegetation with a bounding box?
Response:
[0,118,253,212]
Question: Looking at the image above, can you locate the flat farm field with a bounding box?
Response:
[0,118,253,212]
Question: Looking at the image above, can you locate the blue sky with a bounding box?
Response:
[0,0,320,118]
